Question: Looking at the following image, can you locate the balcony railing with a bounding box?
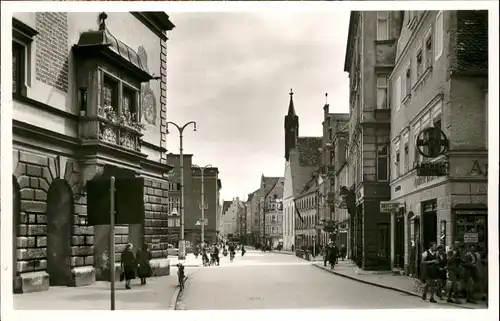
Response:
[79,107,144,152]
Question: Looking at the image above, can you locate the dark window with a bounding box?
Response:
[404,145,409,172]
[122,86,137,122]
[416,49,423,78]
[103,76,119,112]
[12,42,25,95]
[425,35,433,68]
[395,151,401,177]
[405,68,411,96]
[377,145,389,181]
[433,117,442,130]
[79,88,88,113]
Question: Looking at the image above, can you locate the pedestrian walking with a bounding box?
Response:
[409,241,416,277]
[120,243,136,290]
[136,241,152,285]
[322,244,328,267]
[421,242,439,303]
[446,242,461,303]
[461,245,478,303]
[327,242,337,269]
[436,245,447,300]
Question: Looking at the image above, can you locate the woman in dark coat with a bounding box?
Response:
[136,242,152,285]
[120,243,136,289]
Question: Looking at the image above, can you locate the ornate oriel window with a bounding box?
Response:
[72,12,153,152]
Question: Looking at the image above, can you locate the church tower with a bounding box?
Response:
[284,89,299,161]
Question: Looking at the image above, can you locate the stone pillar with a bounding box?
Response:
[128,223,143,253]
[390,212,395,270]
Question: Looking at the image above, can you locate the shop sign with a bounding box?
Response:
[414,175,438,188]
[380,201,400,213]
[463,233,478,243]
[468,160,488,177]
[415,161,449,177]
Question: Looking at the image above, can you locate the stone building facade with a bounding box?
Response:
[344,11,403,270]
[331,120,350,251]
[388,10,488,275]
[294,175,319,250]
[320,106,350,247]
[191,166,221,244]
[262,177,284,248]
[11,12,175,293]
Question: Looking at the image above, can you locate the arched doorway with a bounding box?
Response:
[46,179,74,286]
[13,176,21,287]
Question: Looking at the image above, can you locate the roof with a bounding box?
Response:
[222,201,232,214]
[451,10,488,75]
[296,137,322,167]
[297,174,318,198]
[262,176,281,197]
[73,17,152,82]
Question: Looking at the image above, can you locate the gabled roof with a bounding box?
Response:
[296,137,322,167]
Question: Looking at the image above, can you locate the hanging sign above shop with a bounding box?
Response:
[416,127,448,158]
[415,127,450,177]
[464,233,478,243]
[380,201,400,213]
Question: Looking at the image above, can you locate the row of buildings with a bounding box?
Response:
[7,12,224,294]
[246,10,489,276]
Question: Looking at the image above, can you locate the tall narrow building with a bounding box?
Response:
[344,11,403,270]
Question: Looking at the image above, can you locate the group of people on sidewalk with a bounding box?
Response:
[120,242,152,289]
[419,241,487,305]
[321,242,347,269]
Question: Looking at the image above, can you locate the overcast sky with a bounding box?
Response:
[167,12,350,202]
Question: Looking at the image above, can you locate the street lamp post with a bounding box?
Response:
[193,164,212,245]
[167,121,197,260]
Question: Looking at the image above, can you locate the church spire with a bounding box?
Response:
[284,88,299,161]
[287,88,296,116]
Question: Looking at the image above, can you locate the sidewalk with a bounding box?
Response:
[312,260,487,310]
[14,271,180,310]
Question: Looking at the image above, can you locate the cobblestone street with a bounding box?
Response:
[175,250,464,310]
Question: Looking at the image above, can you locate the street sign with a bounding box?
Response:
[416,127,448,158]
[464,233,478,243]
[380,201,400,213]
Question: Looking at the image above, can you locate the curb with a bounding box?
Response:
[311,263,475,310]
[168,275,189,310]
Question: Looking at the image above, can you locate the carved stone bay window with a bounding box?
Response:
[72,12,152,152]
